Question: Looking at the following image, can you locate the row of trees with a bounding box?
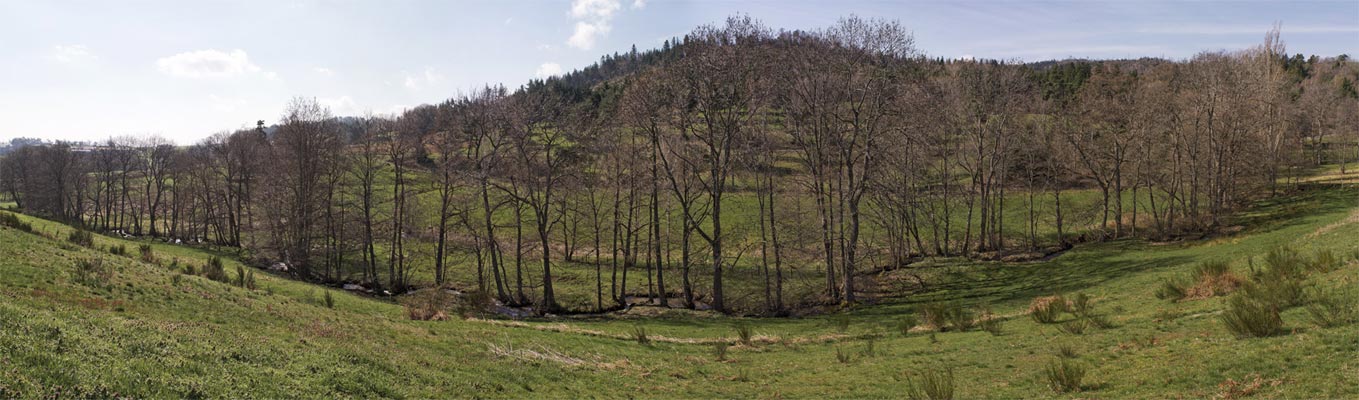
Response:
[3,17,1355,314]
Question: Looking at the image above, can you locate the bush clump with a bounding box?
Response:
[1221,295,1283,338]
[631,324,650,345]
[67,230,94,247]
[0,212,33,232]
[400,289,455,321]
[202,256,229,283]
[1029,295,1069,323]
[1305,288,1357,328]
[904,367,954,400]
[1044,358,1086,393]
[138,244,155,263]
[734,322,753,345]
[73,257,113,287]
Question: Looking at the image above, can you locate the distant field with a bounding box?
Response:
[0,174,1356,397]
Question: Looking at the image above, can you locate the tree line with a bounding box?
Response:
[2,17,1356,314]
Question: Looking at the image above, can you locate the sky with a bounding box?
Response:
[2,0,1356,144]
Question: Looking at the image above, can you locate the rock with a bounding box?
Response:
[268,262,289,272]
[343,283,366,292]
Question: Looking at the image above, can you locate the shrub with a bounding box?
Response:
[1179,261,1244,300]
[109,244,127,256]
[0,212,33,232]
[1240,278,1307,309]
[1258,247,1305,281]
[1069,293,1093,318]
[897,315,918,336]
[1029,295,1068,324]
[1057,318,1090,335]
[235,265,246,287]
[324,291,335,309]
[138,244,155,263]
[172,273,183,286]
[67,230,94,247]
[734,322,753,345]
[202,257,228,283]
[1055,343,1079,359]
[712,342,729,361]
[400,289,454,321]
[1306,289,1357,328]
[905,368,954,400]
[1221,295,1283,338]
[977,309,1003,336]
[921,303,950,330]
[73,258,113,287]
[835,346,851,363]
[1044,358,1086,393]
[245,270,256,290]
[947,307,976,332]
[631,324,650,345]
[862,337,876,357]
[1155,279,1188,301]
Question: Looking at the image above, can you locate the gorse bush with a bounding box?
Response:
[1221,294,1283,338]
[1305,288,1357,328]
[897,315,918,336]
[835,346,851,363]
[1029,295,1068,323]
[921,303,950,330]
[202,256,228,283]
[734,322,753,345]
[977,309,1003,336]
[73,258,112,287]
[1044,358,1086,393]
[904,367,954,400]
[1057,318,1090,335]
[400,289,453,321]
[921,302,971,331]
[66,230,94,247]
[1055,343,1079,359]
[631,324,650,345]
[1310,249,1344,273]
[138,244,155,263]
[1155,278,1189,301]
[712,342,729,361]
[0,212,33,232]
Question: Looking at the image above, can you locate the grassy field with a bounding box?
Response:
[0,178,1356,397]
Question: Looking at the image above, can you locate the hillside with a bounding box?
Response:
[1,170,1356,398]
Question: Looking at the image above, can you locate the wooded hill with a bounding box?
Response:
[3,16,1356,315]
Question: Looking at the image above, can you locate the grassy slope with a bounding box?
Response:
[1,182,1357,398]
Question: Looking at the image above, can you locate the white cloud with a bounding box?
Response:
[570,0,620,19]
[566,0,628,50]
[536,62,564,78]
[504,17,514,25]
[631,0,645,9]
[51,44,97,64]
[313,67,335,77]
[568,21,611,50]
[318,95,359,114]
[402,67,445,90]
[156,49,265,79]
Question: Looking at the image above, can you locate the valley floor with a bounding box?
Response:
[1,180,1356,398]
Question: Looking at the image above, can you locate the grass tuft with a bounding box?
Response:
[904,367,954,400]
[1044,358,1086,393]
